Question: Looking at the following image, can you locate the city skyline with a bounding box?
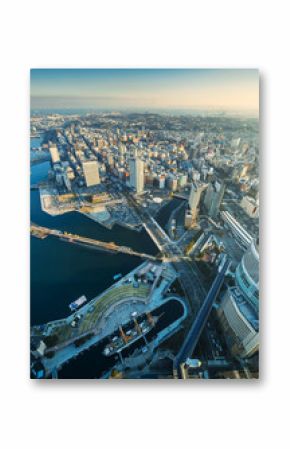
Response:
[31,69,259,112]
[30,69,259,380]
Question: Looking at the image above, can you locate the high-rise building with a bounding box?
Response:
[107,152,114,168]
[235,241,259,312]
[62,173,72,192]
[167,176,178,192]
[132,147,139,158]
[240,195,259,218]
[204,180,225,218]
[217,286,259,358]
[82,161,100,187]
[184,210,193,229]
[218,241,259,358]
[158,175,166,189]
[178,174,188,187]
[188,182,207,220]
[129,157,144,193]
[49,144,60,164]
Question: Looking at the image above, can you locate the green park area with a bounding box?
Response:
[44,283,150,347]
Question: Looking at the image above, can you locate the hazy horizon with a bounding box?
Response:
[31,69,259,113]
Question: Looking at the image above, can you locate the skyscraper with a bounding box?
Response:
[204,180,225,218]
[82,160,100,187]
[188,182,207,217]
[129,157,144,193]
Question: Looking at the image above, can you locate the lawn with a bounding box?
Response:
[47,283,150,345]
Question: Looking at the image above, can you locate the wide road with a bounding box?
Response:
[124,190,205,307]
[173,257,230,377]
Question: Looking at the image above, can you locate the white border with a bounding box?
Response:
[1,1,289,447]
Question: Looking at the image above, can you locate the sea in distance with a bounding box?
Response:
[30,137,180,326]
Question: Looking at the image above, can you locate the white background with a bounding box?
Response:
[0,0,289,448]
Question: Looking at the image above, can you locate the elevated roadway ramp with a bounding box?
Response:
[173,256,230,378]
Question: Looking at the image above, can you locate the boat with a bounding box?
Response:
[102,313,162,357]
[113,273,122,281]
[69,295,87,311]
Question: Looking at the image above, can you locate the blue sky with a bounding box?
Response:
[31,69,259,111]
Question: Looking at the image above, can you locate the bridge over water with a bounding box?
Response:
[31,224,160,261]
[30,223,188,263]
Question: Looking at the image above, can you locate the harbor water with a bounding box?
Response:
[30,150,181,326]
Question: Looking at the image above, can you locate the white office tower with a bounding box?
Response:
[82,161,100,187]
[129,157,144,194]
[49,144,60,164]
[188,182,207,218]
[235,241,259,312]
[218,241,259,358]
[217,286,259,358]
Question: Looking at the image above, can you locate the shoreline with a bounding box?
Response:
[31,260,188,377]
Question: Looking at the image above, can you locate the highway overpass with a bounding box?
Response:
[173,256,230,378]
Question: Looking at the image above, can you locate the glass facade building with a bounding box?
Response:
[235,241,259,312]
